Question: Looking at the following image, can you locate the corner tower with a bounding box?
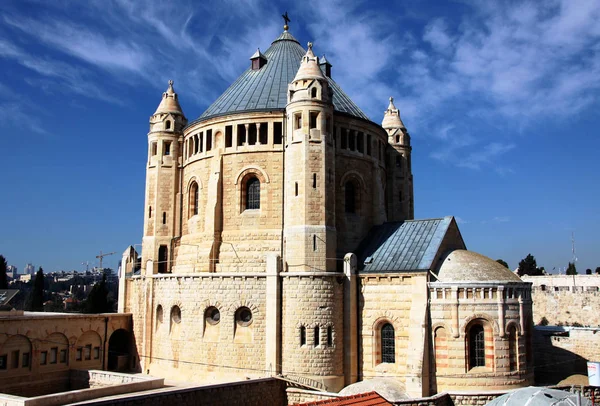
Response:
[281,42,344,392]
[142,80,187,275]
[382,97,414,221]
[284,42,336,272]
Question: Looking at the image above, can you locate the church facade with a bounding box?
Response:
[119,21,534,397]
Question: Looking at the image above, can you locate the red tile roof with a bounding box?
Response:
[294,391,393,406]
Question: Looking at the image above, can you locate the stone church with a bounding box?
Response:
[119,19,534,398]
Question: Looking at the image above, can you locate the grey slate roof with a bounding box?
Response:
[192,30,370,124]
[357,217,454,273]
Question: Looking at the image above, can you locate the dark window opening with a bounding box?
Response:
[345,181,356,214]
[248,124,257,145]
[194,135,199,154]
[198,133,204,153]
[22,352,29,368]
[225,125,233,147]
[313,173,317,188]
[246,177,260,210]
[259,122,268,144]
[357,132,364,153]
[294,113,302,130]
[309,111,318,129]
[50,348,57,364]
[314,326,320,346]
[313,234,317,251]
[469,324,485,368]
[349,130,356,151]
[236,307,253,326]
[84,345,91,361]
[381,323,395,363]
[11,350,19,369]
[237,124,246,146]
[367,134,372,155]
[165,120,171,130]
[93,347,100,360]
[164,141,171,156]
[300,326,306,346]
[162,212,166,225]
[206,130,212,151]
[508,325,517,371]
[327,326,333,346]
[151,142,157,156]
[341,129,348,149]
[148,206,152,218]
[273,122,283,144]
[41,351,48,364]
[311,87,317,98]
[158,245,168,273]
[190,182,199,217]
[76,349,81,361]
[0,355,6,370]
[295,182,298,196]
[59,349,67,363]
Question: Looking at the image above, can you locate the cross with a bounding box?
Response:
[282,11,291,26]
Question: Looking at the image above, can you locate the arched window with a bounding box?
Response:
[434,327,447,372]
[508,324,518,371]
[165,120,171,130]
[311,87,317,98]
[300,326,306,346]
[381,323,395,363]
[189,182,199,218]
[246,177,260,210]
[158,245,168,274]
[469,324,485,368]
[345,181,356,213]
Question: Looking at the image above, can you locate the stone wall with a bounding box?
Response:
[71,377,287,406]
[127,274,268,383]
[534,326,600,384]
[525,276,600,326]
[0,313,132,396]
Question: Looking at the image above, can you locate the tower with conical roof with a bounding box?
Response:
[382,97,414,221]
[281,41,344,390]
[142,80,187,275]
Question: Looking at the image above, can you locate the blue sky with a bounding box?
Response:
[0,0,598,273]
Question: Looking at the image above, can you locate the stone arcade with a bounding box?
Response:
[119,19,534,397]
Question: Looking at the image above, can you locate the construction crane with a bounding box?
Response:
[96,251,116,270]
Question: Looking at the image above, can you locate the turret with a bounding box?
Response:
[284,42,336,272]
[382,97,414,220]
[142,80,187,275]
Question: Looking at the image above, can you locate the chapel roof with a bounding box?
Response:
[357,217,457,273]
[193,29,370,124]
[436,250,523,283]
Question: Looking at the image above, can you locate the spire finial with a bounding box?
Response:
[282,11,290,31]
[169,79,174,87]
[389,96,393,103]
[307,41,313,50]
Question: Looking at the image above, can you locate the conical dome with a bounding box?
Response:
[154,80,184,115]
[292,42,325,82]
[381,97,405,129]
[194,30,369,124]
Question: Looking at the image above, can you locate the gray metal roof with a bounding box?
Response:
[485,387,592,406]
[192,30,370,124]
[357,217,454,273]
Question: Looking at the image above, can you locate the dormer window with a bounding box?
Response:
[250,48,267,70]
[165,120,171,130]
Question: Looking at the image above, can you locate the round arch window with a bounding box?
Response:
[156,305,163,323]
[205,306,220,325]
[236,307,253,326]
[171,305,181,324]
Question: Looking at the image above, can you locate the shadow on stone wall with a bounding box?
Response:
[533,328,589,385]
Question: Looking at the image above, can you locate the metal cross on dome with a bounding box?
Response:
[282,11,291,26]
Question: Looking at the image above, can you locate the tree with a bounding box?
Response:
[27,267,45,311]
[595,267,600,275]
[586,268,592,275]
[517,254,543,276]
[566,262,577,275]
[84,273,110,314]
[0,255,7,289]
[496,259,509,269]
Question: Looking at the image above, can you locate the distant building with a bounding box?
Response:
[23,263,35,275]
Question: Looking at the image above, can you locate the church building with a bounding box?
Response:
[119,17,534,398]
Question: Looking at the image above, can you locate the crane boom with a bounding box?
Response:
[95,251,116,270]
